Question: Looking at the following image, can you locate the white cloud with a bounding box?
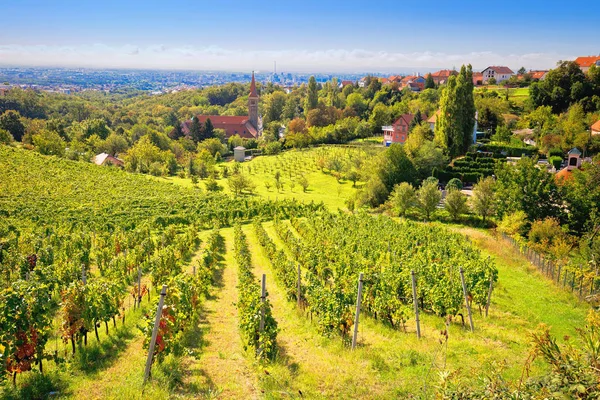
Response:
[0,43,572,72]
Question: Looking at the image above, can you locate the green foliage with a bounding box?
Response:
[32,129,65,156]
[446,178,463,190]
[470,176,496,223]
[390,182,417,217]
[0,110,25,142]
[417,178,441,220]
[497,210,528,237]
[0,128,14,144]
[444,188,468,220]
[233,226,278,360]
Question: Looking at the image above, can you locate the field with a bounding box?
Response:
[0,145,590,399]
[158,146,382,210]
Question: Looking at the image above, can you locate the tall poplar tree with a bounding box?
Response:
[306,76,319,111]
[434,64,475,158]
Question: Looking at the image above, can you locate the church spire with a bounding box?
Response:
[248,71,259,131]
[249,71,258,98]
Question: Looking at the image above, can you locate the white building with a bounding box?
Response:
[481,66,514,84]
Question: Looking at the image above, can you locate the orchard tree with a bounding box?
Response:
[0,110,25,142]
[445,188,468,220]
[390,182,417,217]
[470,176,496,223]
[418,178,441,220]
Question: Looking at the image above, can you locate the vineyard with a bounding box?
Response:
[0,145,592,398]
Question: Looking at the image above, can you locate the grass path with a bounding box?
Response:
[182,228,259,399]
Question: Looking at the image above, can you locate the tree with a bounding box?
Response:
[470,176,496,223]
[425,73,436,89]
[377,144,418,193]
[494,158,563,223]
[198,138,226,157]
[0,128,13,144]
[409,140,448,179]
[345,93,368,118]
[189,116,203,143]
[264,91,287,124]
[518,67,527,75]
[368,103,391,133]
[203,118,215,140]
[390,182,417,217]
[488,77,497,85]
[445,188,468,220]
[409,110,423,131]
[32,129,66,156]
[0,110,25,142]
[228,173,256,196]
[298,175,309,192]
[168,123,184,140]
[492,124,512,143]
[306,76,319,111]
[417,178,441,220]
[100,133,128,156]
[446,178,463,191]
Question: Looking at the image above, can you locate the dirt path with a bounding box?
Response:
[183,228,259,399]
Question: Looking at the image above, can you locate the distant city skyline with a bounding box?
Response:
[2,0,599,73]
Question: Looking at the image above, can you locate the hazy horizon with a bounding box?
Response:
[2,0,599,73]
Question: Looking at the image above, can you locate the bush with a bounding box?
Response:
[0,128,13,144]
[497,210,528,237]
[446,178,463,190]
[149,162,164,176]
[548,156,562,170]
[263,141,282,155]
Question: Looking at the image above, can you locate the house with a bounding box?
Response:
[430,69,457,85]
[530,70,548,80]
[339,80,354,89]
[472,72,483,86]
[427,111,440,131]
[591,120,600,135]
[575,56,600,73]
[555,148,582,182]
[388,75,402,83]
[382,114,419,146]
[93,153,124,167]
[182,72,261,139]
[481,66,514,84]
[379,77,390,85]
[358,77,369,88]
[400,75,426,91]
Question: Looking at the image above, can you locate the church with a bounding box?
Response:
[182,72,261,139]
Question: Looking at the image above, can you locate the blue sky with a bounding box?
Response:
[1,0,599,72]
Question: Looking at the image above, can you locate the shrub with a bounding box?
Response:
[497,210,528,237]
[446,178,463,190]
[549,156,562,170]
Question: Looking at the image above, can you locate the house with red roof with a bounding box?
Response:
[575,56,600,73]
[481,66,514,84]
[472,72,484,86]
[339,80,354,88]
[382,113,426,146]
[591,120,600,136]
[430,69,457,85]
[182,72,260,140]
[400,75,426,91]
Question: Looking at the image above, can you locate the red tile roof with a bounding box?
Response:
[592,120,600,132]
[341,80,354,86]
[575,56,600,68]
[431,69,457,78]
[484,66,514,74]
[530,70,548,79]
[182,115,257,139]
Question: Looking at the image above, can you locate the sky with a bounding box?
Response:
[1,0,599,73]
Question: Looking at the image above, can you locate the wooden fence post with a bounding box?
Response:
[460,267,474,332]
[259,274,266,333]
[411,270,421,339]
[485,278,493,317]
[144,285,167,384]
[137,267,142,309]
[352,273,364,350]
[81,264,87,285]
[297,264,301,308]
[193,265,196,276]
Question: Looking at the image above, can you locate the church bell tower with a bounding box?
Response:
[248,71,259,131]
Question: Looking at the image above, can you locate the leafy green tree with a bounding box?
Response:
[470,176,496,223]
[492,125,512,143]
[409,110,423,131]
[368,103,391,133]
[32,129,66,156]
[425,73,435,89]
[377,144,418,194]
[298,175,309,192]
[264,91,287,123]
[100,133,128,156]
[390,182,417,217]
[444,188,468,220]
[198,138,226,157]
[494,158,563,223]
[446,178,463,190]
[189,116,203,143]
[0,110,25,142]
[345,93,368,118]
[228,173,256,196]
[418,178,441,220]
[306,76,319,112]
[0,128,13,144]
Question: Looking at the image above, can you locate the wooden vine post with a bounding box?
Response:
[258,274,267,357]
[137,267,142,309]
[485,278,493,317]
[352,273,364,350]
[410,270,421,339]
[297,264,301,308]
[459,267,474,332]
[144,285,167,384]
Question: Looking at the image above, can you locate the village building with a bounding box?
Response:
[382,113,424,146]
[591,120,600,135]
[93,153,124,167]
[0,84,11,96]
[400,75,426,91]
[555,148,583,182]
[472,72,484,86]
[182,72,261,139]
[430,69,458,85]
[481,66,514,84]
[339,80,354,88]
[575,56,600,73]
